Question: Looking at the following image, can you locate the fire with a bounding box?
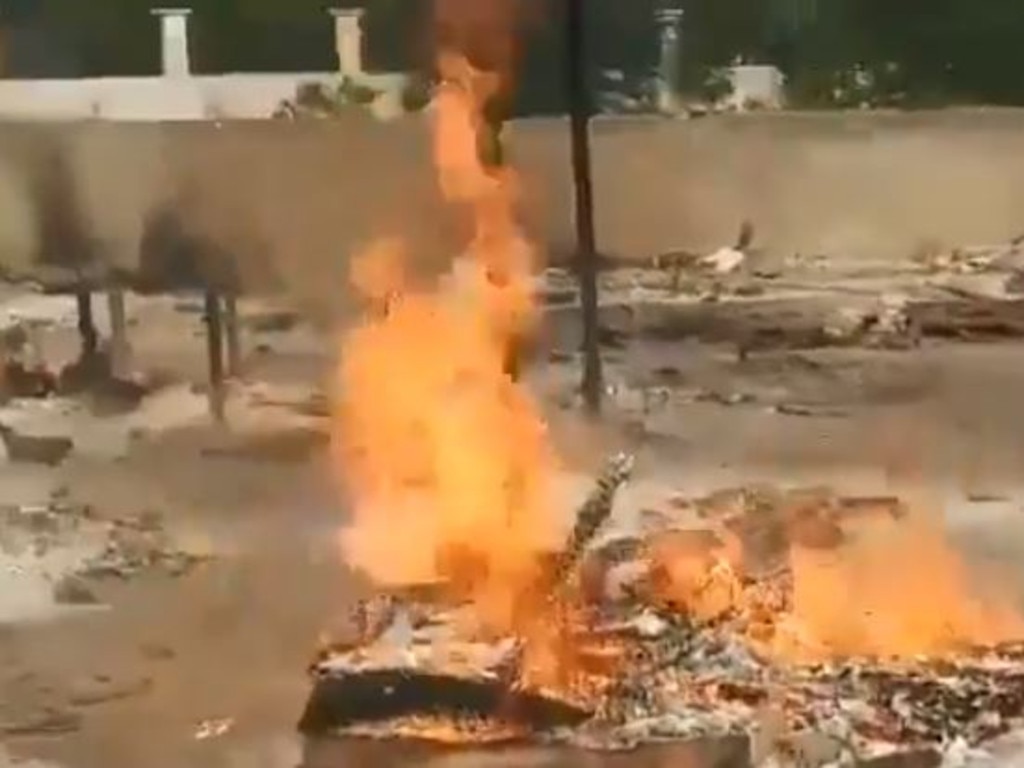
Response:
[333,14,557,640]
[783,511,1024,660]
[644,497,1024,663]
[330,3,1024,714]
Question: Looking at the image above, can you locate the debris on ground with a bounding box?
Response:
[914,236,1024,276]
[244,310,301,334]
[51,574,99,605]
[693,389,756,407]
[1,707,82,736]
[0,501,211,584]
[905,295,1024,340]
[647,223,755,295]
[605,383,672,415]
[194,718,235,740]
[78,510,211,581]
[0,423,73,466]
[772,402,850,419]
[868,293,918,348]
[702,247,746,275]
[823,295,918,350]
[245,386,329,419]
[56,350,154,412]
[199,426,329,463]
[66,674,152,707]
[1,359,57,400]
[140,643,176,661]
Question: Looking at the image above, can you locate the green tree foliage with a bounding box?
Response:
[770,0,1024,106]
[189,0,333,73]
[11,0,1024,106]
[31,0,159,76]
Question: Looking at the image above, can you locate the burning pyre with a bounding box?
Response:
[306,474,1024,765]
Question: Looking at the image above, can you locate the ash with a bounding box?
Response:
[310,463,1024,765]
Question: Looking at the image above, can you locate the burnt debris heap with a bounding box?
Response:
[300,469,1024,766]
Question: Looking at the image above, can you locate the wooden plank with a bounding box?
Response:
[297,669,592,736]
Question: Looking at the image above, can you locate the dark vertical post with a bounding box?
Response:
[224,292,242,379]
[106,286,129,378]
[203,289,226,423]
[566,0,602,415]
[75,288,98,359]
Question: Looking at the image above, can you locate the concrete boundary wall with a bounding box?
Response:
[584,110,1024,262]
[0,75,322,121]
[0,110,1020,315]
[0,73,409,122]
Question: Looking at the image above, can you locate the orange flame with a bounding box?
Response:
[782,510,1024,660]
[647,498,1024,662]
[333,13,557,639]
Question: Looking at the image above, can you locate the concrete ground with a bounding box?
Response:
[0,279,1023,768]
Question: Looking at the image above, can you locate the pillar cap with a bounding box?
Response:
[151,7,193,17]
[328,7,365,18]
[655,8,684,23]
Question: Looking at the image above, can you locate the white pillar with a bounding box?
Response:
[328,8,365,77]
[151,8,193,77]
[655,8,684,114]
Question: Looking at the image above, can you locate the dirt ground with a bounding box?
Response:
[1,273,1024,768]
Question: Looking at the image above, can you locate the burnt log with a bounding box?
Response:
[297,669,592,736]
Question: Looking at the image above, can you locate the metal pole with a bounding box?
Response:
[203,289,226,423]
[75,288,98,360]
[224,292,242,379]
[566,0,602,415]
[106,286,129,378]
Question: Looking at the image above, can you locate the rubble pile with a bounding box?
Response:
[914,238,1024,278]
[0,500,94,556]
[579,619,1024,757]
[303,467,1024,765]
[0,501,209,583]
[78,510,209,580]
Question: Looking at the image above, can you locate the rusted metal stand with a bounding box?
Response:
[224,292,242,379]
[566,0,602,415]
[75,288,98,360]
[106,286,129,378]
[203,289,226,423]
